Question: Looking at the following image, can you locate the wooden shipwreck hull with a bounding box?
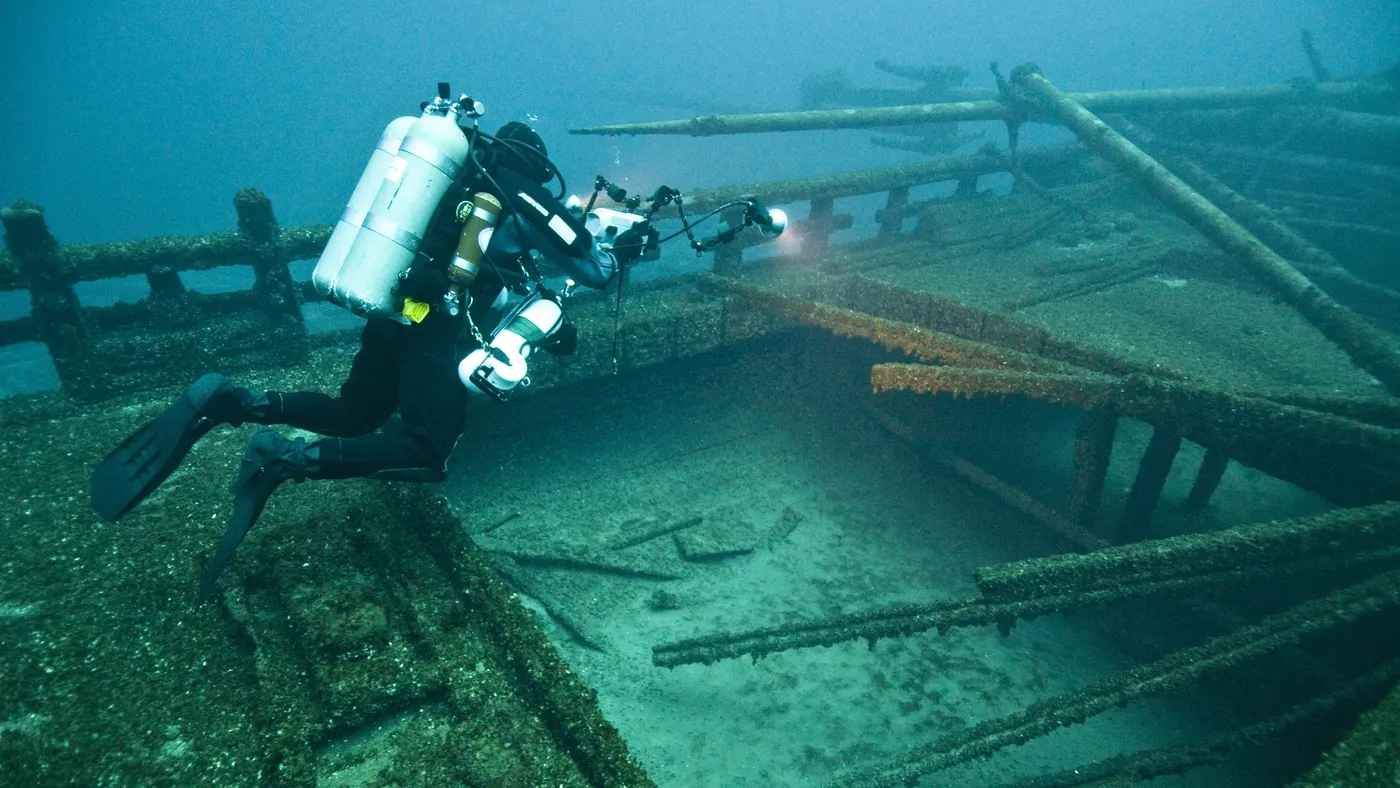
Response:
[2,67,1398,786]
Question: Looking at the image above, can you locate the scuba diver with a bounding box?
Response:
[90,88,649,600]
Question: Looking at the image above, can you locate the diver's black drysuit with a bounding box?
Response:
[251,189,618,483]
[88,120,627,600]
[175,175,620,597]
[258,308,469,482]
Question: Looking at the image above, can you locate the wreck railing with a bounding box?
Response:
[1,143,1076,401]
[0,190,331,400]
[6,106,1385,403]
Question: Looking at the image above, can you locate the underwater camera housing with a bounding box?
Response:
[581,176,787,260]
[585,206,661,262]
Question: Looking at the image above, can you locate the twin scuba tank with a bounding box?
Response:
[312,97,499,324]
[311,93,563,400]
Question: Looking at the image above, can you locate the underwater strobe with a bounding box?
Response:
[457,290,564,401]
[750,200,788,240]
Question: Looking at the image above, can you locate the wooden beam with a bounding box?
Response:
[569,81,1388,136]
[1011,66,1400,397]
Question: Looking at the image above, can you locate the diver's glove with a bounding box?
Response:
[611,225,653,265]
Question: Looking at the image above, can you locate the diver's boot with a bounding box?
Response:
[91,373,274,522]
[199,430,320,600]
[204,383,284,426]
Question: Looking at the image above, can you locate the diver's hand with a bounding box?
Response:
[612,225,652,265]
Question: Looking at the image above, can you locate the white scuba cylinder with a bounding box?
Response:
[311,115,416,298]
[326,106,470,320]
[458,295,564,400]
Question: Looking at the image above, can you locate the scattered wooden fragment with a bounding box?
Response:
[485,554,609,651]
[477,537,688,581]
[606,513,704,550]
[1002,262,1156,312]
[479,510,522,534]
[674,515,759,562]
[764,507,805,548]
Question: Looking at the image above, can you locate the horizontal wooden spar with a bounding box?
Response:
[570,80,1389,137]
[976,502,1400,600]
[869,363,1400,505]
[698,274,1074,373]
[649,143,1083,216]
[0,225,332,291]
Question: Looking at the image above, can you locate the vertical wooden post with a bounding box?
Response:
[804,196,835,264]
[1067,406,1118,531]
[1117,425,1182,543]
[235,189,304,326]
[954,173,979,198]
[0,201,98,398]
[234,189,307,362]
[877,186,910,241]
[711,204,748,276]
[145,266,186,300]
[1184,449,1231,511]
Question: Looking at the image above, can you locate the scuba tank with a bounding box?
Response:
[311,116,416,299]
[442,192,503,316]
[314,97,471,321]
[458,290,563,401]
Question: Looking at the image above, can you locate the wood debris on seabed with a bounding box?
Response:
[474,534,689,581]
[605,512,704,549]
[483,508,778,652]
[673,508,760,561]
[653,501,1400,664]
[485,554,613,652]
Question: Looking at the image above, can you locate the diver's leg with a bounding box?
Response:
[199,428,431,601]
[259,318,403,437]
[198,314,467,598]
[200,429,314,600]
[309,311,468,481]
[199,421,460,599]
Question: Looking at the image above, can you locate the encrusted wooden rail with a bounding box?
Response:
[1,142,1073,401]
[0,191,326,400]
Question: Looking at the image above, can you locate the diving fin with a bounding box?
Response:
[90,373,235,522]
[198,431,307,601]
